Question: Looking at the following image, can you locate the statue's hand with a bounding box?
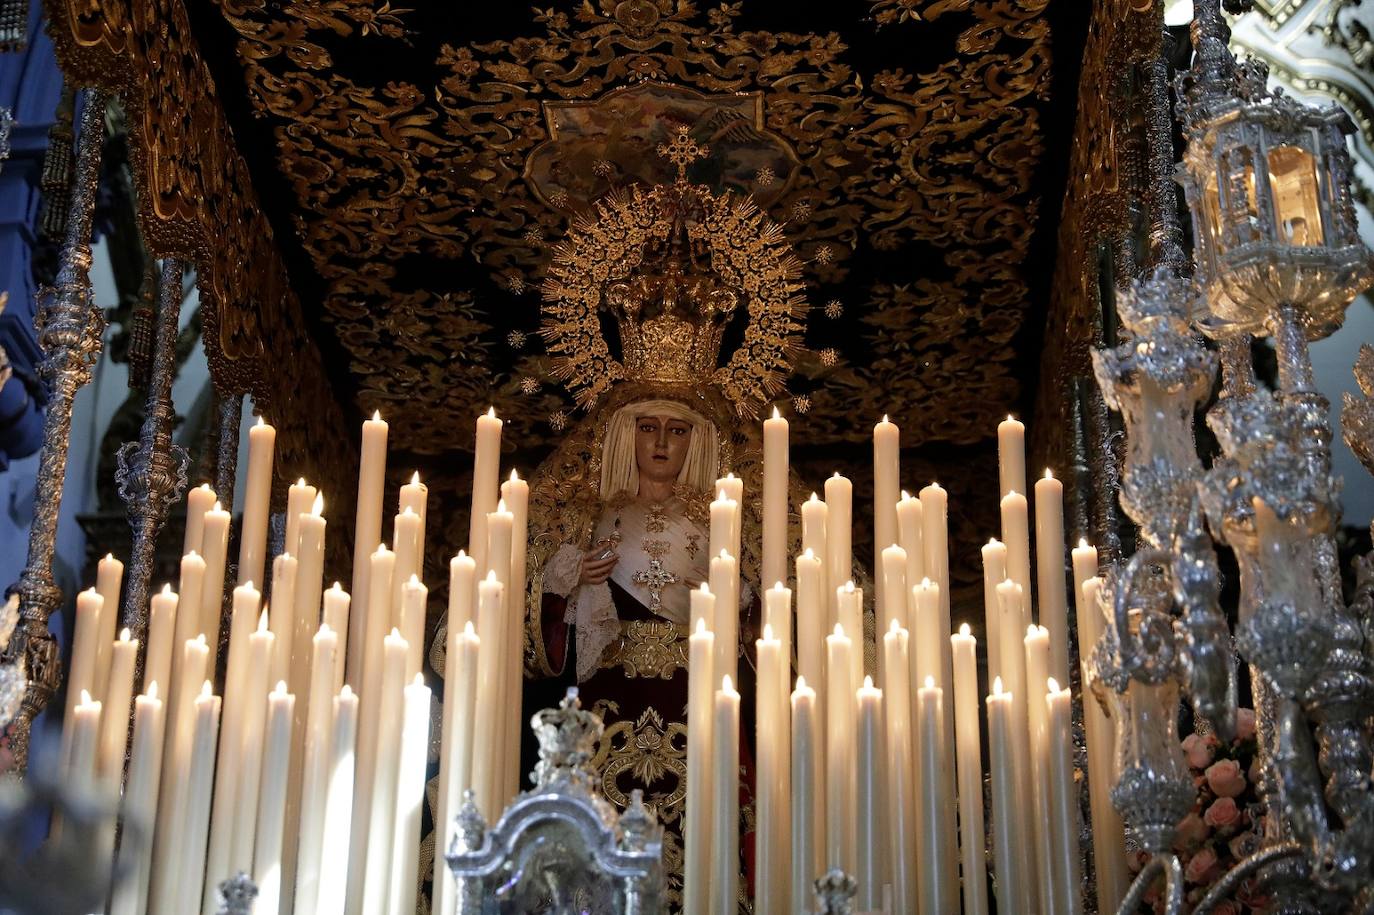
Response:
[578,548,619,586]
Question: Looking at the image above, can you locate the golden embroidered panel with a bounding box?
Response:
[188,0,1073,460]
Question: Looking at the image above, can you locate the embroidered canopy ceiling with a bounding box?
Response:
[44,0,1102,591]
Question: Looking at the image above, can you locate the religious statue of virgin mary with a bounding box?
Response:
[519,130,809,909]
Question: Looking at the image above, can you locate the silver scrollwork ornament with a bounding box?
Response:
[446,688,666,914]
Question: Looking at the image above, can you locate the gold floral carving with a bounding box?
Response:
[599,619,690,679]
[1032,0,1163,477]
[203,0,1056,452]
[43,0,355,505]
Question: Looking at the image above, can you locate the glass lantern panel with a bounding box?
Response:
[1203,171,1224,261]
[1267,145,1325,246]
[1220,147,1262,245]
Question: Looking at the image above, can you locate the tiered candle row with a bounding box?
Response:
[59,408,527,915]
[688,411,1128,914]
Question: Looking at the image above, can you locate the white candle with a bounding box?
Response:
[94,553,124,694]
[690,582,715,633]
[285,478,317,559]
[801,492,827,561]
[855,676,884,911]
[716,472,744,561]
[166,554,206,796]
[950,625,989,915]
[323,584,351,692]
[919,482,953,830]
[709,491,737,570]
[294,623,340,915]
[286,495,328,897]
[398,470,429,562]
[998,415,1026,500]
[883,623,916,915]
[1035,469,1071,687]
[763,583,792,682]
[763,407,790,590]
[231,615,274,873]
[795,550,825,733]
[98,627,137,780]
[434,621,479,915]
[110,684,165,915]
[63,588,103,752]
[468,407,502,579]
[254,681,295,915]
[1046,678,1083,915]
[837,581,863,694]
[499,470,529,804]
[398,575,427,679]
[470,572,505,822]
[708,551,738,682]
[685,619,715,915]
[1079,575,1129,912]
[823,474,852,626]
[986,678,1026,914]
[917,676,955,913]
[347,546,396,910]
[145,583,178,699]
[67,689,101,787]
[389,672,432,915]
[906,577,938,680]
[790,677,821,911]
[1071,540,1099,614]
[199,501,232,675]
[347,411,388,685]
[205,583,262,912]
[237,416,276,589]
[981,538,1009,684]
[896,491,925,588]
[268,553,297,688]
[351,541,395,884]
[872,415,900,614]
[293,495,329,702]
[178,682,221,915]
[824,624,855,875]
[879,544,908,634]
[1000,491,1032,625]
[710,675,740,915]
[151,634,209,914]
[317,686,359,915]
[755,626,789,915]
[1025,623,1056,914]
[183,483,217,556]
[447,550,477,634]
[484,499,516,807]
[995,581,1036,913]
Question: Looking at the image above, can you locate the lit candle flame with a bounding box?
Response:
[993,676,1004,696]
[771,405,781,420]
[119,627,131,641]
[147,681,159,700]
[959,622,971,637]
[410,470,421,485]
[372,410,382,422]
[763,623,775,640]
[864,675,875,689]
[1048,677,1061,693]
[924,675,936,689]
[311,493,324,516]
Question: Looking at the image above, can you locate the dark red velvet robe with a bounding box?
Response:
[529,580,757,912]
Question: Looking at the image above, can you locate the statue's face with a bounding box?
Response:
[634,414,693,484]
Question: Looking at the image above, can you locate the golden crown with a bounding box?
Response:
[541,127,806,415]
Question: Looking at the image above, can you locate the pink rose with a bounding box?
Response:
[1235,708,1256,741]
[1206,758,1247,797]
[1204,796,1241,828]
[1174,811,1210,849]
[1183,733,1216,769]
[1185,845,1221,884]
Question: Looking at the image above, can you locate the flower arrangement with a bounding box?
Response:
[1129,708,1270,913]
